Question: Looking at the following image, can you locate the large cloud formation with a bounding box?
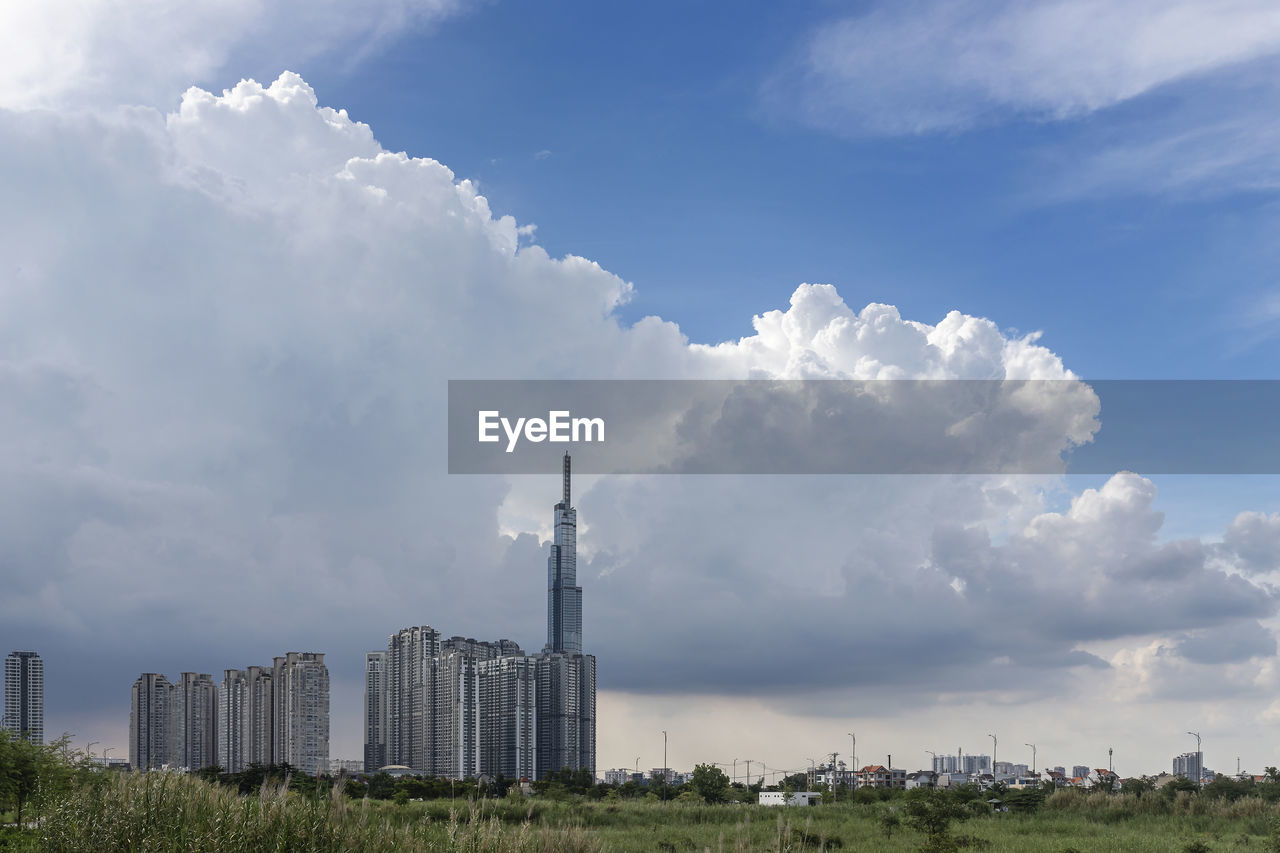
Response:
[0,73,1275,763]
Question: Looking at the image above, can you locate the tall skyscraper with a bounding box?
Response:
[3,650,43,744]
[271,652,329,775]
[386,626,440,772]
[219,669,248,773]
[478,654,536,780]
[244,665,274,766]
[547,453,583,655]
[536,453,595,777]
[366,452,595,780]
[175,672,218,771]
[364,652,388,773]
[130,673,174,770]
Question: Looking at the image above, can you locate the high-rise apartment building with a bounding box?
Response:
[272,652,329,775]
[245,665,274,766]
[130,673,174,770]
[3,650,43,744]
[130,672,218,771]
[533,651,595,777]
[219,669,248,773]
[366,452,596,780]
[1174,751,1204,782]
[364,652,388,773]
[175,672,218,771]
[386,626,440,771]
[478,654,537,780]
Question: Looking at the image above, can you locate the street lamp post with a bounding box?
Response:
[662,731,668,803]
[1187,732,1202,788]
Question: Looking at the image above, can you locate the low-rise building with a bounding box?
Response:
[759,791,822,806]
[856,765,907,789]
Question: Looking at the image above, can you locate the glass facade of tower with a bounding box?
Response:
[547,453,583,654]
[4,651,44,744]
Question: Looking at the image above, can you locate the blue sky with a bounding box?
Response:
[267,0,1280,378]
[4,0,1280,776]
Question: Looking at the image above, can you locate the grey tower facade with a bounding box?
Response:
[219,669,248,773]
[130,673,174,770]
[3,651,43,744]
[536,453,596,777]
[547,453,583,655]
[175,672,218,771]
[271,652,329,775]
[364,652,388,773]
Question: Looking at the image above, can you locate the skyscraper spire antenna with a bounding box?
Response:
[563,451,571,507]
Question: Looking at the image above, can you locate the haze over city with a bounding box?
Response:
[2,0,1280,782]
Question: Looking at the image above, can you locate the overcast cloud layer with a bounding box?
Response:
[5,0,1280,769]
[0,70,1277,769]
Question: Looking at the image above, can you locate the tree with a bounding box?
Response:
[689,764,730,804]
[902,789,971,852]
[1120,776,1155,798]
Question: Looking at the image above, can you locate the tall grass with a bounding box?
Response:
[26,776,1280,852]
[35,771,602,852]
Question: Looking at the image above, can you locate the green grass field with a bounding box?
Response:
[8,772,1280,852]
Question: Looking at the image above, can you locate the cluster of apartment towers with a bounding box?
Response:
[130,652,330,776]
[364,453,596,781]
[128,454,595,782]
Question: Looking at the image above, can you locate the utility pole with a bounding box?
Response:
[1109,747,1114,775]
[732,757,738,788]
[848,732,856,774]
[746,759,753,789]
[1187,732,1202,788]
[663,731,668,803]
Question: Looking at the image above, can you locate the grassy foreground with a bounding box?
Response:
[9,772,1280,852]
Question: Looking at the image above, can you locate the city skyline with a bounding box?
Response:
[366,453,595,779]
[3,1,1280,780]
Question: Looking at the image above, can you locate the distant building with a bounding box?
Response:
[760,791,822,806]
[328,758,363,775]
[366,455,595,781]
[175,673,218,771]
[856,765,907,789]
[933,754,991,774]
[219,669,248,773]
[1072,765,1090,779]
[363,652,387,775]
[1173,751,1204,783]
[3,651,43,744]
[905,771,938,789]
[603,768,632,786]
[130,673,174,770]
[272,652,329,776]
